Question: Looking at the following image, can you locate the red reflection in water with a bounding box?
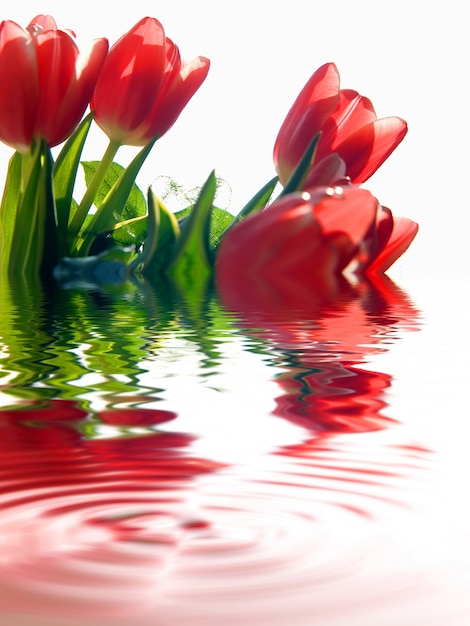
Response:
[99,407,178,427]
[0,275,429,626]
[218,273,420,437]
[275,365,392,434]
[0,398,220,478]
[0,400,224,620]
[0,399,87,453]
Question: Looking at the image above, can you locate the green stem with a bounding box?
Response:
[74,137,158,257]
[8,145,42,278]
[69,139,121,235]
[39,143,58,278]
[20,148,35,194]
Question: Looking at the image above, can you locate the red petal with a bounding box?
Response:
[366,217,418,274]
[0,20,38,150]
[92,17,167,142]
[273,63,340,184]
[335,92,376,133]
[274,97,338,184]
[375,205,394,253]
[280,62,340,135]
[318,91,376,157]
[215,192,339,290]
[46,37,108,146]
[304,153,347,188]
[27,15,58,33]
[314,187,378,272]
[138,49,210,143]
[33,29,79,142]
[334,116,408,183]
[353,204,394,273]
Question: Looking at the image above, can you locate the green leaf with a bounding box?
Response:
[108,215,147,247]
[85,214,149,257]
[8,146,43,278]
[81,160,147,220]
[53,111,93,246]
[208,207,235,248]
[138,189,180,275]
[277,132,321,198]
[235,175,279,221]
[76,137,157,256]
[174,206,191,221]
[166,171,217,283]
[0,151,22,276]
[213,175,278,248]
[2,142,57,279]
[175,204,234,249]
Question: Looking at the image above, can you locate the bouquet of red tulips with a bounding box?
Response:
[0,14,417,286]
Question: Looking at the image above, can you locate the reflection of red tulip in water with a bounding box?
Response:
[216,186,418,288]
[218,271,420,437]
[0,399,221,485]
[0,399,222,618]
[91,17,210,146]
[0,398,216,467]
[0,398,87,452]
[273,62,408,187]
[274,361,392,435]
[0,15,108,151]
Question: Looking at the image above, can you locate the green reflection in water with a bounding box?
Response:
[0,271,421,444]
[0,275,239,433]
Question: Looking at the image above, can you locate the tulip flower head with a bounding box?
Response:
[0,15,108,152]
[91,17,210,146]
[273,63,408,188]
[215,186,418,291]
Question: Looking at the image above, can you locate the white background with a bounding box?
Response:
[1,0,468,284]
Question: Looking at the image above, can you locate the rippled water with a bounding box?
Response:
[1,273,469,625]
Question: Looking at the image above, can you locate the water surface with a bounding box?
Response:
[1,273,469,625]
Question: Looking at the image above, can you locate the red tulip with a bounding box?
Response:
[365,214,419,275]
[215,187,418,288]
[273,62,408,187]
[0,15,108,152]
[91,17,210,146]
